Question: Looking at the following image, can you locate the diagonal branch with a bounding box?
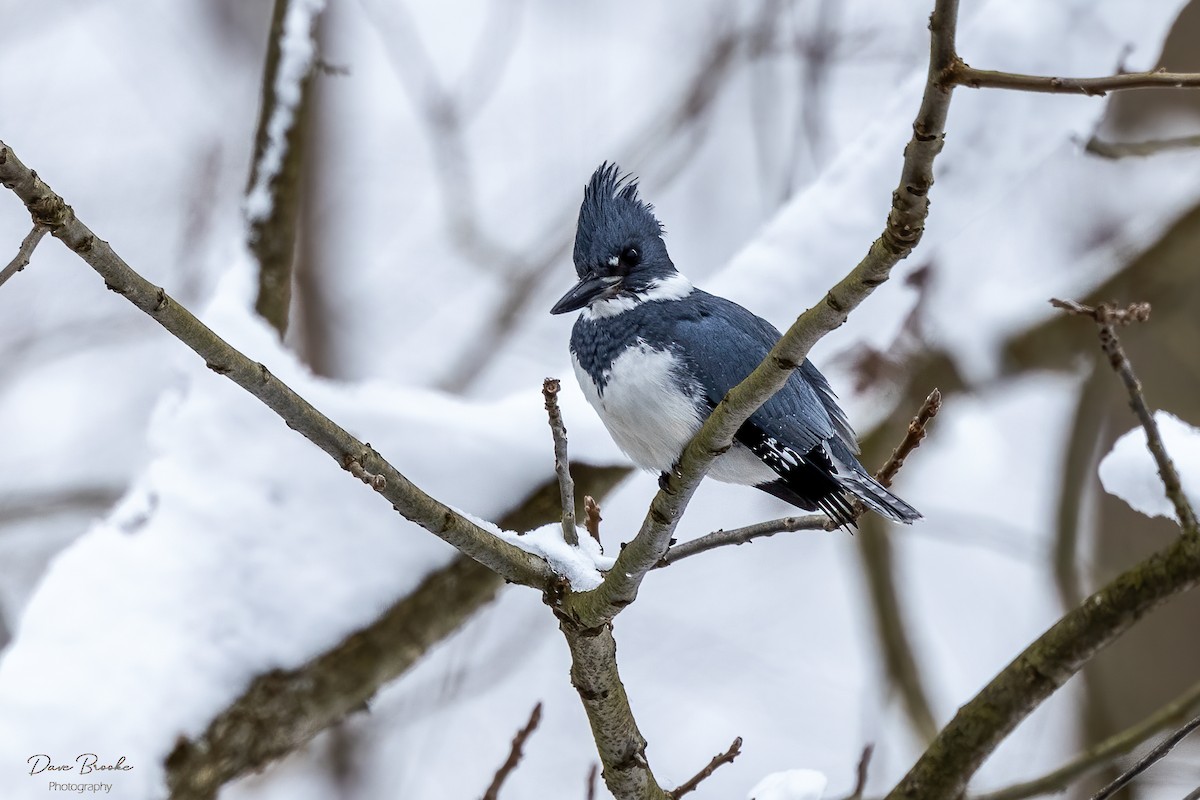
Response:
[1051,298,1199,534]
[1089,712,1200,800]
[561,0,962,631]
[668,736,743,799]
[481,702,543,800]
[0,140,553,589]
[972,678,1200,800]
[0,224,47,289]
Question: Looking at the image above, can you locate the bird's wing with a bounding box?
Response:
[670,292,847,456]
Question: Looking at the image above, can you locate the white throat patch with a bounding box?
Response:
[581,272,694,320]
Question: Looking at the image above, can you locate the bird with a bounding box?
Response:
[550,163,920,527]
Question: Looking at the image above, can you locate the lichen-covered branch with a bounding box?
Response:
[166,555,502,800]
[0,139,552,588]
[562,0,961,631]
[559,619,669,800]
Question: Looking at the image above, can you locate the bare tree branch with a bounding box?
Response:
[586,763,598,800]
[543,378,578,545]
[876,389,941,487]
[246,0,326,337]
[955,65,1200,97]
[0,139,554,589]
[1089,712,1200,800]
[973,678,1200,800]
[1051,298,1199,534]
[657,514,829,567]
[668,736,743,799]
[842,744,874,800]
[1085,132,1200,159]
[558,619,668,800]
[481,702,543,800]
[0,224,47,289]
[659,387,941,567]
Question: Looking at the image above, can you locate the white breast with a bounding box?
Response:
[572,344,778,486]
[573,344,701,473]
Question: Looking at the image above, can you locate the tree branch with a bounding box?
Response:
[1089,712,1200,800]
[0,224,47,289]
[543,378,578,546]
[657,514,828,567]
[1050,298,1199,534]
[954,65,1200,97]
[668,736,742,799]
[246,0,325,337]
[659,387,941,567]
[558,619,668,800]
[972,678,1200,800]
[0,139,554,589]
[481,702,543,800]
[876,389,941,488]
[561,0,961,631]
[1085,132,1200,159]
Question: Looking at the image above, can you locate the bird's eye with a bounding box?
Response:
[619,246,640,270]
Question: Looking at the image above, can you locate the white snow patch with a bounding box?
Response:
[244,0,327,223]
[747,769,828,800]
[490,519,615,591]
[1098,412,1200,523]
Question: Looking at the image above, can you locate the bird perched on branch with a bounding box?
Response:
[550,163,920,527]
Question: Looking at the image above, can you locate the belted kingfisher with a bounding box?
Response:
[550,163,920,527]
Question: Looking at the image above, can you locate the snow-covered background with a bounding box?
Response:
[1,1,1199,798]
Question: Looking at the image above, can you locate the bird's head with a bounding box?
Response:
[550,163,676,315]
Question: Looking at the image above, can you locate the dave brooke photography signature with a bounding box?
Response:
[28,753,132,776]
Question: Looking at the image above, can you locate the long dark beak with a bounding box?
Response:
[550,274,618,315]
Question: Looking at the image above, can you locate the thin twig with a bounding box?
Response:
[876,389,942,487]
[668,736,743,799]
[843,744,874,800]
[1051,298,1199,534]
[586,763,598,800]
[0,225,48,289]
[1085,133,1200,159]
[973,678,1200,800]
[481,702,544,800]
[658,388,941,568]
[657,515,828,567]
[955,65,1200,97]
[543,378,578,546]
[1184,785,1200,800]
[584,496,603,550]
[1089,713,1200,800]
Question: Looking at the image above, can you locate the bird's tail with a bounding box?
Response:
[835,469,921,524]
